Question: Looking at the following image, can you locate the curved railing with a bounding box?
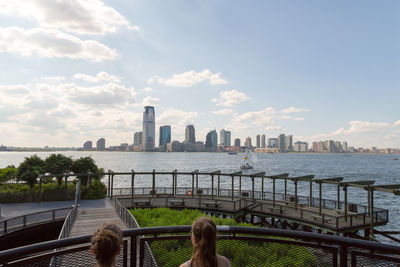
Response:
[1,226,400,267]
[0,207,72,235]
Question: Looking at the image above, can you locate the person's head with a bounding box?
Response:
[191,217,217,267]
[91,223,123,267]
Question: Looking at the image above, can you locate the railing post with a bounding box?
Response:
[370,189,374,238]
[231,175,234,201]
[191,172,195,199]
[23,216,26,227]
[294,180,298,210]
[239,175,242,196]
[284,177,287,202]
[344,186,348,222]
[196,172,199,195]
[172,170,175,195]
[261,176,264,200]
[130,235,137,267]
[337,184,341,209]
[107,170,111,197]
[309,180,312,206]
[272,178,276,207]
[339,244,348,267]
[217,172,220,197]
[4,221,7,233]
[211,174,214,199]
[251,176,255,201]
[52,210,56,221]
[131,170,135,207]
[111,172,114,199]
[319,182,322,215]
[152,169,156,197]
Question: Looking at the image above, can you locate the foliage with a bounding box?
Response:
[17,155,45,188]
[71,157,102,186]
[44,154,73,185]
[0,181,105,203]
[0,165,17,184]
[130,208,316,267]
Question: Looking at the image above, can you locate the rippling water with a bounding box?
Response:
[1,151,399,242]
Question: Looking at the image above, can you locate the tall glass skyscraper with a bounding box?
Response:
[159,125,171,146]
[184,125,196,143]
[205,130,218,147]
[142,106,155,151]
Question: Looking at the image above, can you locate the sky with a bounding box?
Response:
[0,0,399,148]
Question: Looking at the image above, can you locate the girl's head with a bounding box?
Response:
[91,223,123,267]
[191,217,217,267]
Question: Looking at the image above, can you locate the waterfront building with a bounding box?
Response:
[184,125,196,143]
[96,138,105,151]
[234,138,241,147]
[261,134,266,148]
[194,141,205,152]
[159,125,171,147]
[134,132,143,147]
[166,141,183,152]
[220,129,231,146]
[285,135,293,152]
[245,136,252,147]
[268,138,278,148]
[334,141,342,153]
[142,106,155,151]
[256,135,260,148]
[83,141,92,150]
[277,134,286,152]
[294,141,308,152]
[205,130,218,147]
[342,141,348,152]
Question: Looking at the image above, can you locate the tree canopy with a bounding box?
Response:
[44,154,73,185]
[17,155,45,188]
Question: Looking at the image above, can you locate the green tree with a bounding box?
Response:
[0,165,17,184]
[71,157,100,186]
[44,154,73,185]
[17,155,45,188]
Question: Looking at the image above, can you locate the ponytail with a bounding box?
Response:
[191,217,217,267]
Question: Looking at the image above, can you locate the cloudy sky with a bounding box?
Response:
[0,0,399,148]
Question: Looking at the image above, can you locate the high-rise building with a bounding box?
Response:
[261,134,266,148]
[268,138,278,148]
[134,132,143,147]
[277,134,286,152]
[96,138,105,151]
[142,106,155,151]
[256,135,261,148]
[285,135,293,152]
[83,141,92,150]
[342,141,348,152]
[185,125,196,143]
[234,138,241,147]
[159,125,171,146]
[294,141,308,152]
[220,129,231,146]
[205,130,218,147]
[245,136,252,147]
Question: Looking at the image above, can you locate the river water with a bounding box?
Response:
[1,151,399,242]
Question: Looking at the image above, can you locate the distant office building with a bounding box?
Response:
[220,129,231,146]
[185,125,196,143]
[342,141,348,152]
[294,141,308,152]
[261,134,266,148]
[166,141,183,152]
[245,136,252,147]
[159,125,171,146]
[96,138,105,151]
[256,135,261,148]
[205,130,218,147]
[334,141,342,153]
[83,141,92,150]
[285,135,293,152]
[234,138,241,147]
[277,134,286,152]
[268,138,278,148]
[134,132,143,147]
[142,106,155,151]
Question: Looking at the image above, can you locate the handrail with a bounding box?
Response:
[0,207,73,235]
[1,226,400,267]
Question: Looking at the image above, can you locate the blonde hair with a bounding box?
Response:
[91,223,123,266]
[191,217,217,267]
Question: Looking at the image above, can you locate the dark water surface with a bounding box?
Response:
[1,151,399,242]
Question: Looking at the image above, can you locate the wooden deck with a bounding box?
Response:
[117,195,388,233]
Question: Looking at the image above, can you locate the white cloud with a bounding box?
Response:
[0,27,116,61]
[212,109,234,115]
[37,76,65,82]
[144,87,153,92]
[149,69,228,87]
[294,117,304,121]
[212,89,250,107]
[265,126,283,131]
[394,120,400,127]
[157,108,198,140]
[142,96,160,106]
[280,107,309,114]
[73,72,120,83]
[0,84,30,95]
[0,0,139,35]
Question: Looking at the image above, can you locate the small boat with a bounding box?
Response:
[394,158,399,161]
[228,151,238,155]
[240,149,256,169]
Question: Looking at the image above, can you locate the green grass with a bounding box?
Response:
[130,208,317,267]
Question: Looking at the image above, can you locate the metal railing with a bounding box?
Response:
[0,207,72,235]
[1,226,400,267]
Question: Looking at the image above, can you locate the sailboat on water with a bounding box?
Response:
[240,149,257,169]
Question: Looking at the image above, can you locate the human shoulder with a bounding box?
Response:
[217,255,230,266]
[179,262,189,267]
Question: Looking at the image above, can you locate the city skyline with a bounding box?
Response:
[0,1,399,148]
